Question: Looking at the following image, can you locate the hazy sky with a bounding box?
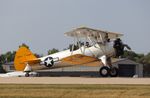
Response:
[0,0,150,54]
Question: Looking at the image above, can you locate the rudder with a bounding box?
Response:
[14,46,38,71]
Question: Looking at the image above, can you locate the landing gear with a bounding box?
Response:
[25,72,30,77]
[99,66,118,77]
[24,63,32,77]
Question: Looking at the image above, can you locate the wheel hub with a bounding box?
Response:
[101,69,108,75]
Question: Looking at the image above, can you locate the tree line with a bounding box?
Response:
[0,49,150,66]
[0,44,59,64]
[0,44,150,76]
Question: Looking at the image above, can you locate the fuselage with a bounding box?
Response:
[40,41,115,62]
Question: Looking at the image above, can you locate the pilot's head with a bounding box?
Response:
[116,38,121,42]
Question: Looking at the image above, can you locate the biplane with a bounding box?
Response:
[14,27,131,77]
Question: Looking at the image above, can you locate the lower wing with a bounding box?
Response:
[61,54,102,66]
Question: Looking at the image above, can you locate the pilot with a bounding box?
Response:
[85,42,90,47]
[104,33,110,43]
[113,38,131,58]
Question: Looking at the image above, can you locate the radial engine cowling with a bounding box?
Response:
[44,57,54,67]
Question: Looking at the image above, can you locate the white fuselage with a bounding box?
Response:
[40,41,115,62]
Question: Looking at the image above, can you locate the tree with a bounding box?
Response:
[19,43,29,49]
[0,54,6,64]
[0,51,16,64]
[48,48,59,55]
[34,53,43,58]
[123,50,145,63]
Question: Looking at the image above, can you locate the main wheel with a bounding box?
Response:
[99,66,110,77]
[109,67,118,77]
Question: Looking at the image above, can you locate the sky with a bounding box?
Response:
[0,0,150,55]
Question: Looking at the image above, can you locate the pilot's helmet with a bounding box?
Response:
[116,38,121,42]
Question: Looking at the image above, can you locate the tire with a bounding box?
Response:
[109,67,118,77]
[99,66,110,77]
[25,72,30,77]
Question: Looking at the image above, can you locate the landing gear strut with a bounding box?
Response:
[24,63,32,77]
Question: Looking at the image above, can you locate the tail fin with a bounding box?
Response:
[14,46,39,71]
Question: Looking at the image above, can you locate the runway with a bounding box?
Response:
[0,77,150,84]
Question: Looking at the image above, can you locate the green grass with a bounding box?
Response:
[0,84,150,98]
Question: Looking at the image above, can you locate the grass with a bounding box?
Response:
[0,84,150,98]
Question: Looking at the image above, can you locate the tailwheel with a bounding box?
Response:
[25,72,30,77]
[109,67,118,77]
[99,66,110,77]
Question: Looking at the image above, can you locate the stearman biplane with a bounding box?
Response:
[14,27,131,77]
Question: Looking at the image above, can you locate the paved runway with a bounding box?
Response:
[0,77,150,84]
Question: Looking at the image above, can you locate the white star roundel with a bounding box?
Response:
[45,57,53,65]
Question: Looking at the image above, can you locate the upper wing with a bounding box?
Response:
[65,27,123,40]
[61,54,103,66]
